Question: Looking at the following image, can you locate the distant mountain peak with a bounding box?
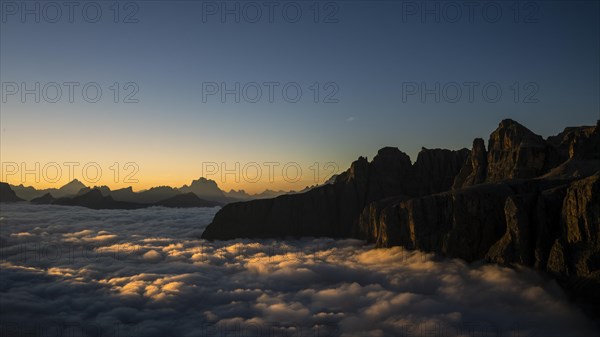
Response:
[60,179,87,190]
[179,177,225,199]
[190,177,218,187]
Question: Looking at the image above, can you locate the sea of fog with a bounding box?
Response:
[0,203,598,337]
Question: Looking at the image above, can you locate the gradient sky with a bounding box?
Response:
[1,0,599,193]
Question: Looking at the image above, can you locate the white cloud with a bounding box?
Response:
[0,203,597,337]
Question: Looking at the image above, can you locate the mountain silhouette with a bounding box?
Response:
[180,177,224,196]
[201,119,600,314]
[9,179,88,200]
[28,188,222,210]
[52,189,146,209]
[8,177,327,204]
[8,184,46,201]
[57,179,87,197]
[30,193,55,204]
[154,192,220,208]
[0,182,24,202]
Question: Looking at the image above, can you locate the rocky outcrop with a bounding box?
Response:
[0,182,24,202]
[356,196,409,246]
[361,180,576,262]
[542,121,600,180]
[413,148,469,195]
[358,173,599,312]
[453,119,576,189]
[486,174,600,306]
[550,174,600,301]
[202,148,413,240]
[207,117,591,242]
[547,121,600,161]
[201,119,600,311]
[362,135,597,270]
[486,194,537,266]
[203,119,595,243]
[485,119,558,182]
[202,119,598,248]
[202,146,470,240]
[452,138,487,189]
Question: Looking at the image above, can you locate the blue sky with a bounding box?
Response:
[1,0,598,192]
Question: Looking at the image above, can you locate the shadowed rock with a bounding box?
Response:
[53,189,147,209]
[154,192,221,208]
[200,119,600,313]
[414,147,470,195]
[0,182,24,202]
[34,189,221,210]
[453,138,488,189]
[30,193,56,204]
[486,194,536,265]
[486,119,557,182]
[202,146,469,240]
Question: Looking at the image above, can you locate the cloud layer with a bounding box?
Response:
[0,203,598,337]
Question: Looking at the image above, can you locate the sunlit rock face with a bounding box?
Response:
[1,204,598,337]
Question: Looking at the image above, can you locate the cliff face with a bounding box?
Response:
[367,182,515,261]
[549,173,600,301]
[361,120,599,309]
[485,119,558,182]
[452,138,487,189]
[202,146,469,240]
[203,120,599,244]
[413,148,470,195]
[201,119,600,308]
[453,119,566,190]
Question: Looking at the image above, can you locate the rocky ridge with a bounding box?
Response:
[201,119,600,311]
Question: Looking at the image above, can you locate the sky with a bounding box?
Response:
[1,0,599,193]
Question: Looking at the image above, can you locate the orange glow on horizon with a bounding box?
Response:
[1,163,340,194]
